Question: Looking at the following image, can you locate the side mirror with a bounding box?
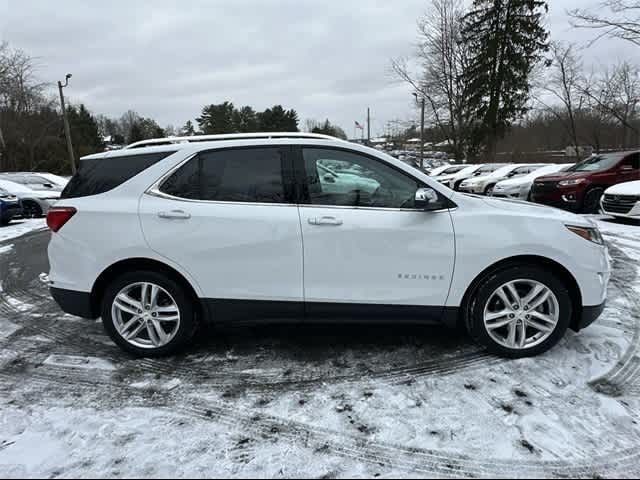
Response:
[415,187,443,210]
[323,174,336,183]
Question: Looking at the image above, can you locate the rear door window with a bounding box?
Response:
[62,151,176,199]
[160,147,290,204]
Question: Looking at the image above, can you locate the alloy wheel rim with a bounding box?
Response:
[483,279,560,350]
[111,282,181,349]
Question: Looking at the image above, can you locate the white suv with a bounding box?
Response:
[47,133,610,358]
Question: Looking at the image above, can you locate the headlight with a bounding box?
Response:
[558,179,586,187]
[566,225,605,245]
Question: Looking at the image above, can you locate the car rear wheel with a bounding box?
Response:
[485,184,496,196]
[582,187,604,214]
[466,265,571,358]
[22,200,43,218]
[101,271,199,357]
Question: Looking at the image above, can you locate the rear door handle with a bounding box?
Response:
[308,216,343,226]
[158,210,191,220]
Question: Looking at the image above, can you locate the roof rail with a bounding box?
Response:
[124,132,344,149]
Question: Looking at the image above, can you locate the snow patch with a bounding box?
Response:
[0,219,47,243]
[43,355,116,371]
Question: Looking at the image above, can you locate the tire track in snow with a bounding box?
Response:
[589,243,640,398]
[1,367,639,479]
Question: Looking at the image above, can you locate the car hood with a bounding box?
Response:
[605,180,640,195]
[477,195,592,225]
[535,171,589,182]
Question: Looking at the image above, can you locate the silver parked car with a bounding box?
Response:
[0,178,60,217]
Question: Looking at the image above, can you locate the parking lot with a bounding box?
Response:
[0,217,639,478]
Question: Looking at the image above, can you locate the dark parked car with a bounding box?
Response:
[0,187,23,225]
[531,151,640,213]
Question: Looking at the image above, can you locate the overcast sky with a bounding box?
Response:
[0,0,637,137]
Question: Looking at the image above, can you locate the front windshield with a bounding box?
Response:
[567,153,624,172]
[444,166,466,174]
[491,165,519,178]
[475,164,504,175]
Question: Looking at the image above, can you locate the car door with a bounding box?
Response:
[617,153,640,184]
[295,146,456,322]
[139,146,304,322]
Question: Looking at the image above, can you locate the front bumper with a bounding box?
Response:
[531,185,584,211]
[492,188,525,199]
[601,195,640,218]
[459,184,483,194]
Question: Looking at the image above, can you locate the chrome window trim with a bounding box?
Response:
[146,149,454,213]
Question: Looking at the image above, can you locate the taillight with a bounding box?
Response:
[47,207,77,232]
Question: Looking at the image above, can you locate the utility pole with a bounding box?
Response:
[367,108,371,145]
[413,92,426,170]
[58,74,76,175]
[0,123,5,171]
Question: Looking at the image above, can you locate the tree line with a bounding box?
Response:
[392,0,640,160]
[0,41,308,174]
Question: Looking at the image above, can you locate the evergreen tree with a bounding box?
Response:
[310,119,347,139]
[181,120,196,136]
[258,105,299,132]
[67,104,104,159]
[462,0,550,158]
[197,101,236,134]
[128,121,145,144]
[232,106,259,133]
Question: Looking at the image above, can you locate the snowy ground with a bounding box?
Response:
[0,216,639,478]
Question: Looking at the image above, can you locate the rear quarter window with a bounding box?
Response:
[61,151,176,199]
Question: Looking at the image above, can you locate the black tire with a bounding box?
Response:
[101,270,199,357]
[22,200,43,218]
[454,180,464,191]
[465,265,572,359]
[485,184,496,196]
[0,217,9,226]
[582,187,604,214]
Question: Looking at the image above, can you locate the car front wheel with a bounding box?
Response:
[466,265,571,358]
[582,187,604,214]
[101,271,199,357]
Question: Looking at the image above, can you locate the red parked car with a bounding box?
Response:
[531,151,640,213]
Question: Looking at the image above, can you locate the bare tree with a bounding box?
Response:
[534,42,585,155]
[0,43,61,171]
[391,0,473,159]
[569,0,640,46]
[580,61,640,147]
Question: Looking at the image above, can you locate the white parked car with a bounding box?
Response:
[46,133,610,358]
[0,178,60,217]
[437,164,507,191]
[429,164,467,178]
[600,181,640,220]
[2,172,69,188]
[0,173,64,192]
[459,164,547,195]
[492,164,568,200]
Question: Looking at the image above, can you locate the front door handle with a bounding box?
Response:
[158,210,191,220]
[308,216,343,226]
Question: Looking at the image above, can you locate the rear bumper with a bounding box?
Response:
[50,287,96,319]
[573,302,606,332]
